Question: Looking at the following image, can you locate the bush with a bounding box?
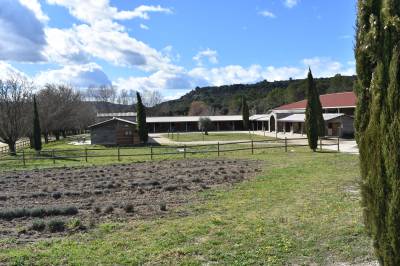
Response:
[48,219,65,232]
[52,192,62,200]
[0,206,79,220]
[30,208,46,218]
[159,202,167,212]
[124,203,134,213]
[31,220,46,231]
[93,206,102,214]
[104,206,114,214]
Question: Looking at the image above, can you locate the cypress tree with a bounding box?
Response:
[305,68,324,151]
[242,96,250,130]
[32,95,42,153]
[136,92,148,143]
[355,0,400,264]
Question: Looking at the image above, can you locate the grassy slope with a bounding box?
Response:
[0,148,374,265]
[164,132,275,142]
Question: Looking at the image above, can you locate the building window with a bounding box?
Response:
[125,130,132,136]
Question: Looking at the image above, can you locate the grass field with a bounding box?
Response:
[164,132,275,142]
[0,146,375,265]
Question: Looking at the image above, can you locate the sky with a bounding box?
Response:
[0,0,357,100]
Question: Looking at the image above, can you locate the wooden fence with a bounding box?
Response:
[0,137,341,166]
[0,140,31,156]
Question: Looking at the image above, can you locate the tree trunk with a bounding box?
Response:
[62,130,67,138]
[44,133,49,144]
[8,142,16,156]
[54,131,60,141]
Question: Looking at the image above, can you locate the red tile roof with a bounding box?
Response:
[274,91,356,110]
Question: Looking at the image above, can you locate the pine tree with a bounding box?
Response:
[355,0,400,264]
[136,92,148,143]
[32,95,42,153]
[305,69,324,151]
[242,96,250,130]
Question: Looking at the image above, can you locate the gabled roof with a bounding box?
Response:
[89,117,137,128]
[97,112,137,117]
[274,92,356,110]
[278,113,352,123]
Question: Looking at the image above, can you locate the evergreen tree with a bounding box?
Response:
[32,95,42,152]
[241,96,250,130]
[355,0,400,264]
[136,92,148,143]
[305,69,324,151]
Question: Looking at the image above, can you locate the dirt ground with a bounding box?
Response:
[0,159,262,243]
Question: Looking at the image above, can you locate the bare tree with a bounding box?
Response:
[38,84,90,142]
[87,85,117,103]
[188,101,210,116]
[142,89,163,107]
[0,77,32,155]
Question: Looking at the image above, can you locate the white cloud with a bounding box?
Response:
[140,24,150,30]
[35,63,111,88]
[46,1,171,24]
[0,0,47,62]
[193,49,219,66]
[259,10,276,18]
[19,0,49,22]
[42,1,175,72]
[114,5,172,20]
[0,62,28,80]
[284,0,299,8]
[302,57,355,77]
[44,20,174,71]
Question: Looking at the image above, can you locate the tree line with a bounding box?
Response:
[0,77,96,155]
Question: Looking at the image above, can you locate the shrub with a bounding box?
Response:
[124,203,134,213]
[159,202,167,212]
[52,192,62,200]
[104,206,114,214]
[30,208,46,218]
[31,220,46,231]
[62,206,78,215]
[48,219,65,233]
[93,206,102,214]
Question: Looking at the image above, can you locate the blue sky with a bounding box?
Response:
[0,0,357,100]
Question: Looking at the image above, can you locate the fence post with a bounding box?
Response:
[319,138,322,151]
[217,142,220,157]
[285,137,288,152]
[183,144,186,159]
[251,140,254,155]
[85,148,88,163]
[22,150,26,166]
[117,146,121,161]
[150,145,153,160]
[337,137,340,152]
[52,149,56,164]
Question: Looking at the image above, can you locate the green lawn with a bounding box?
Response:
[164,132,275,142]
[0,148,375,265]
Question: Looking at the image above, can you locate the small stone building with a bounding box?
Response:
[89,118,140,146]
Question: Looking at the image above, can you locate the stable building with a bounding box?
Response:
[251,91,357,138]
[89,117,140,146]
[146,115,244,133]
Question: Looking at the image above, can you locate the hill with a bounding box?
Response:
[150,74,356,116]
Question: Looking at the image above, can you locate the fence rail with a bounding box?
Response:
[0,137,341,166]
[0,140,31,156]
